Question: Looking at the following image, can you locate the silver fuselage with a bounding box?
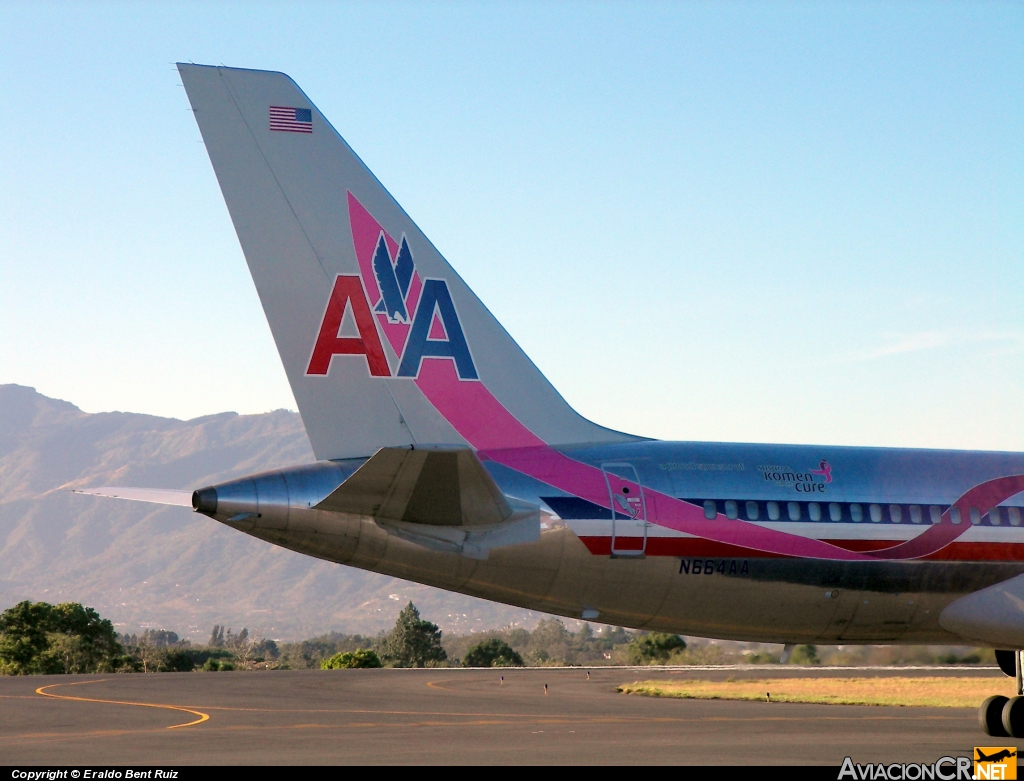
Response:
[194,440,1024,644]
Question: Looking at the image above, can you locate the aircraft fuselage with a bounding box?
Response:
[197,439,1024,644]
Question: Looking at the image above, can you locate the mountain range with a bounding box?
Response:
[0,384,544,641]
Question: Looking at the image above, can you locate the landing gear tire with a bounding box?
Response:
[1003,695,1024,737]
[981,695,1010,737]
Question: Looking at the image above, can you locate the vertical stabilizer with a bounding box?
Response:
[179,64,639,460]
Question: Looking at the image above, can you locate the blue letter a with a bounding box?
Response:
[397,279,478,379]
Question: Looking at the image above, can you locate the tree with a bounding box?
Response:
[142,629,180,648]
[530,618,572,648]
[52,603,122,670]
[274,633,374,669]
[0,601,124,675]
[626,632,686,665]
[0,601,55,674]
[118,629,195,673]
[378,603,447,668]
[208,625,225,648]
[321,649,382,669]
[158,650,195,672]
[226,628,248,650]
[527,618,574,664]
[132,635,164,674]
[463,638,524,668]
[789,644,820,665]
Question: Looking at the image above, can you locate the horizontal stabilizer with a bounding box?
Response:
[315,446,539,558]
[316,446,513,527]
[71,487,194,507]
[940,573,1024,647]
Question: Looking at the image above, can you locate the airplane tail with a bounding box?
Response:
[179,64,639,460]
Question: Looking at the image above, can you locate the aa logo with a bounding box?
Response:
[306,192,477,381]
[975,747,1017,780]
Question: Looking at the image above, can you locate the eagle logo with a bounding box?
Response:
[372,234,416,324]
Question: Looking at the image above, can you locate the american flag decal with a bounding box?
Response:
[269,106,313,133]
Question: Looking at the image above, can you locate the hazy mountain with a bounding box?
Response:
[0,384,543,640]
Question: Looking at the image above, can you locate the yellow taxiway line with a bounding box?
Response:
[35,679,209,729]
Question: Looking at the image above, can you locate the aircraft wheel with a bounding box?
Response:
[981,695,1010,736]
[1003,695,1024,737]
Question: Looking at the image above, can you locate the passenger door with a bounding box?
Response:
[602,462,647,557]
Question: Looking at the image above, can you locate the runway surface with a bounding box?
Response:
[0,666,1018,765]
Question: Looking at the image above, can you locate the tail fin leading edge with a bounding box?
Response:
[178,64,638,460]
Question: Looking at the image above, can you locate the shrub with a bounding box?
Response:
[275,632,374,669]
[463,638,524,668]
[626,633,687,665]
[158,650,195,672]
[321,649,382,669]
[789,644,820,665]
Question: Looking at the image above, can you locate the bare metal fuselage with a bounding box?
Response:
[245,514,1022,644]
[195,439,1024,645]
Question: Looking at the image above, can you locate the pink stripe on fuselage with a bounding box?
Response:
[868,475,1024,560]
[414,360,871,561]
[415,360,544,450]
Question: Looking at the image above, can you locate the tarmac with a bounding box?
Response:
[0,666,1019,765]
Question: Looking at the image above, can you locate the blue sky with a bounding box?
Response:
[1,2,1021,450]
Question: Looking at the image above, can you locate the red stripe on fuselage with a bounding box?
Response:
[577,536,1024,562]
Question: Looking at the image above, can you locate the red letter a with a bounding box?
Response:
[306,275,390,376]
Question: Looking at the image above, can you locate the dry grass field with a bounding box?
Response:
[618,676,1016,708]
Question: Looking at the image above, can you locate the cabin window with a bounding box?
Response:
[889,505,902,523]
[808,502,822,521]
[990,507,1003,526]
[850,503,863,522]
[788,502,801,521]
[703,500,717,520]
[929,505,942,524]
[725,500,738,520]
[970,507,981,525]
[1010,508,1022,527]
[909,505,922,524]
[746,501,760,520]
[869,504,882,523]
[829,503,842,521]
[767,501,780,521]
[950,507,962,525]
